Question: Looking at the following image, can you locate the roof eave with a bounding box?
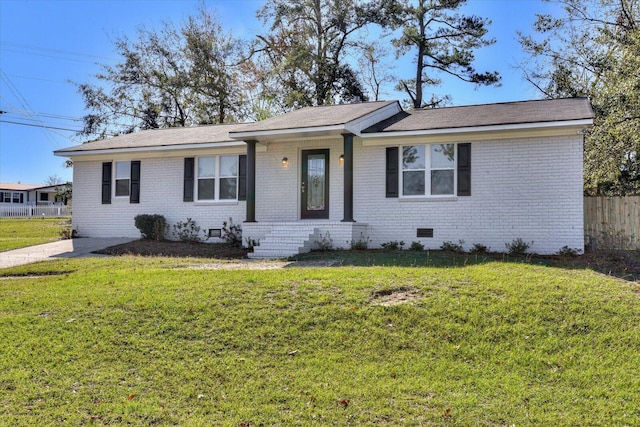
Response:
[54,140,246,157]
[229,124,347,142]
[359,118,594,139]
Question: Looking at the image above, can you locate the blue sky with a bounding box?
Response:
[0,0,558,185]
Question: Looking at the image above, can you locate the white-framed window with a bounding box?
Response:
[196,155,238,201]
[115,161,131,197]
[401,144,455,197]
[12,192,21,203]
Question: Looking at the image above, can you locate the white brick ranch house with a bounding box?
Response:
[54,98,593,258]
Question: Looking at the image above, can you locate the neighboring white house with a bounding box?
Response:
[0,183,67,206]
[54,98,593,257]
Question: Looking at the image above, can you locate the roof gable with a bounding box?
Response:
[233,101,397,133]
[228,100,401,141]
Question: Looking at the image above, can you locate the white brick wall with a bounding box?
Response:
[352,135,584,254]
[254,138,344,221]
[72,156,245,239]
[72,132,584,254]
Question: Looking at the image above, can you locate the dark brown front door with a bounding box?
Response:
[301,149,329,219]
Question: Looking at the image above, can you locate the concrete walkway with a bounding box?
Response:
[0,238,136,269]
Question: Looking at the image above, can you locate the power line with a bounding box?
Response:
[0,41,117,62]
[0,119,83,133]
[0,108,82,122]
[0,70,65,146]
[2,48,103,65]
[5,74,70,85]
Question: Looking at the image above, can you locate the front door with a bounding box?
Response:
[301,149,329,219]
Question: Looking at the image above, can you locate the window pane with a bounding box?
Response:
[198,178,215,200]
[431,144,455,168]
[115,161,130,178]
[219,178,237,200]
[116,179,129,197]
[115,179,130,197]
[198,157,216,178]
[402,146,425,169]
[431,170,454,195]
[220,156,238,177]
[13,193,21,203]
[403,171,425,196]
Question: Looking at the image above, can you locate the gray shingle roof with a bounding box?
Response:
[230,101,398,134]
[55,98,593,155]
[363,98,593,133]
[55,123,247,154]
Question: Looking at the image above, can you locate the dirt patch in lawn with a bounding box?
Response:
[371,286,422,306]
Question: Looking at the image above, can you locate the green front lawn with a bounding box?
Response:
[1,256,638,425]
[0,217,70,252]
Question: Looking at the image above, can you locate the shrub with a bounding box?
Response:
[222,217,242,247]
[409,241,425,251]
[134,214,166,241]
[470,243,489,254]
[314,231,334,251]
[505,238,533,255]
[59,226,76,240]
[556,245,579,257]
[440,240,465,253]
[172,218,207,243]
[380,240,405,250]
[244,237,259,251]
[349,233,371,250]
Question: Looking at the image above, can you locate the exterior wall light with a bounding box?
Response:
[339,154,344,164]
[282,157,289,167]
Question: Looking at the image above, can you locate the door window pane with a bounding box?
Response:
[307,155,326,210]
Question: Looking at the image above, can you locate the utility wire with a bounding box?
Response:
[0,41,117,62]
[1,107,82,122]
[1,71,66,146]
[0,119,83,133]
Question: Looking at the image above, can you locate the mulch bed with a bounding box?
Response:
[95,239,640,282]
[95,240,247,259]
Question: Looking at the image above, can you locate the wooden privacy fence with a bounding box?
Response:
[584,196,640,250]
[0,205,71,218]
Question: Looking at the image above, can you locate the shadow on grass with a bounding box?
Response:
[291,249,640,283]
[92,239,640,283]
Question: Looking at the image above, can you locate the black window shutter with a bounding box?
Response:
[102,162,112,204]
[183,158,195,202]
[457,143,471,196]
[238,154,247,201]
[386,147,399,198]
[130,160,141,203]
[19,193,24,204]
